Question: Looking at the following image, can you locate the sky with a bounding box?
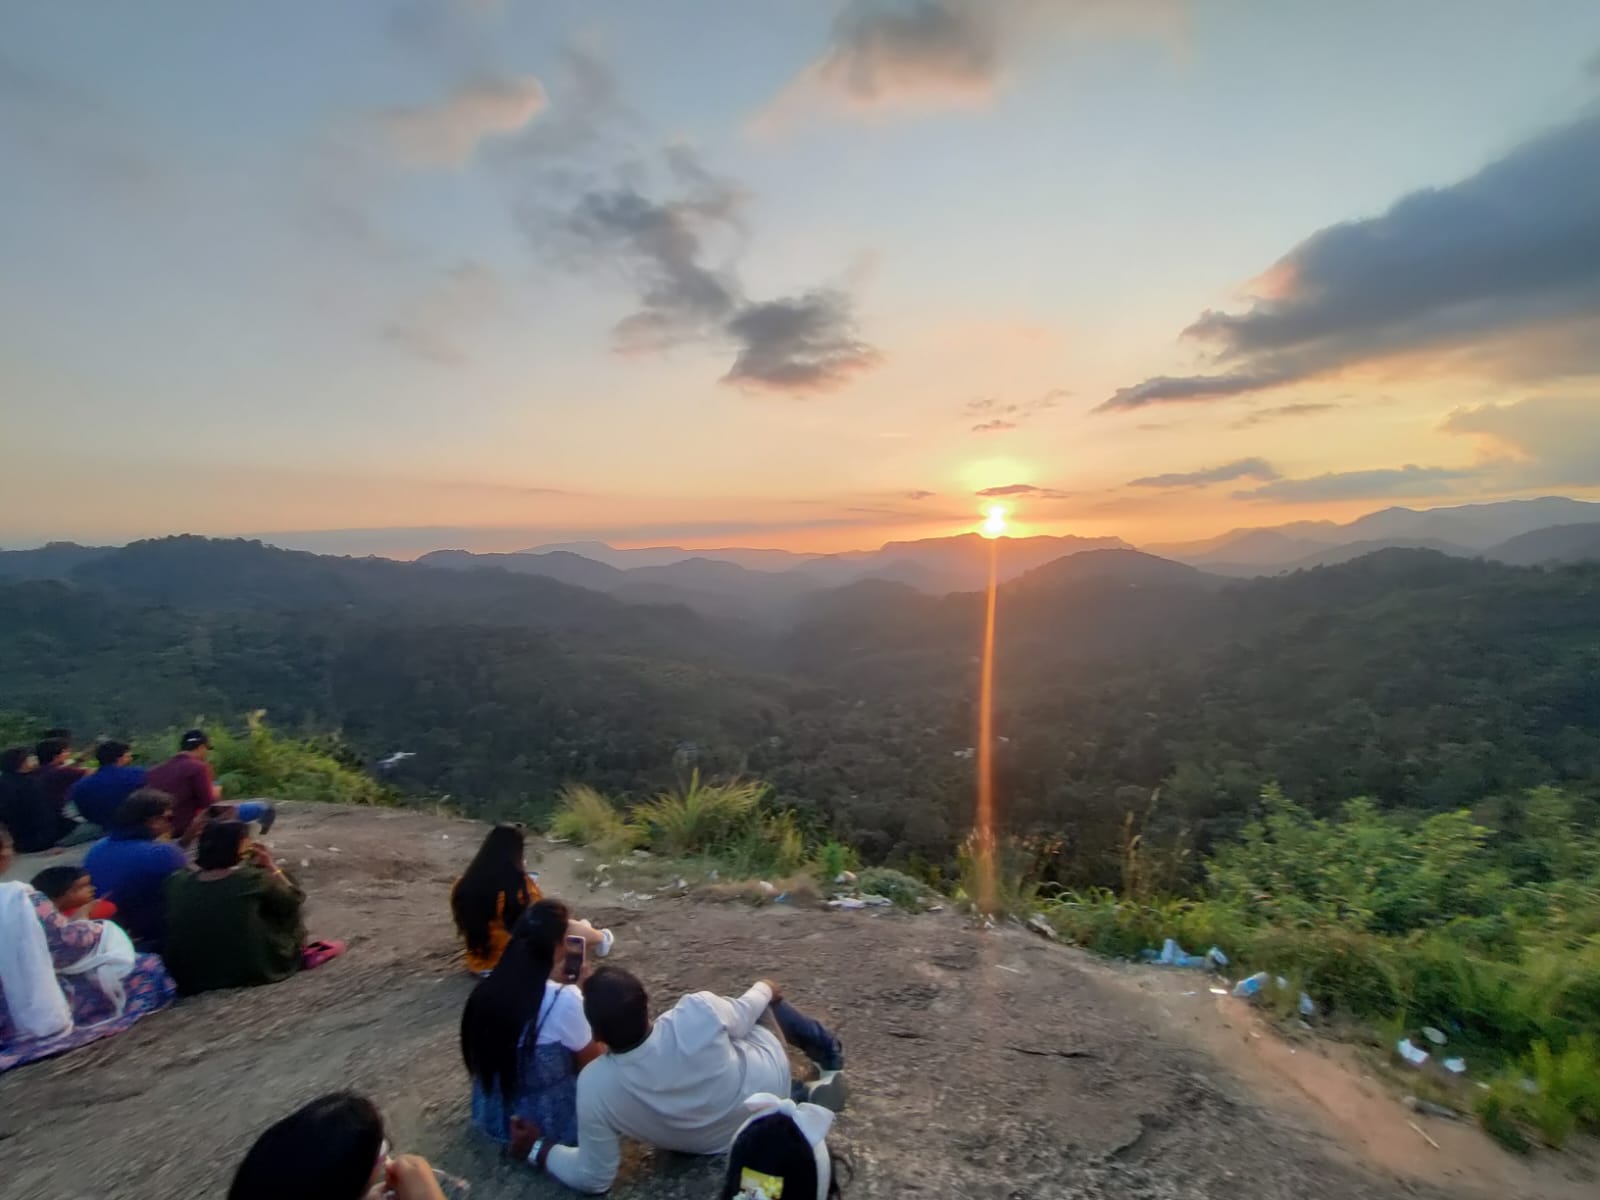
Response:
[3,0,1599,557]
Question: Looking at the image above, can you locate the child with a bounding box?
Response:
[30,865,118,922]
[721,1094,843,1200]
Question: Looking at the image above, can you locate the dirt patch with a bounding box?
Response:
[0,803,1578,1198]
[1081,956,1600,1200]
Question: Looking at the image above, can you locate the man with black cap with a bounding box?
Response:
[146,728,276,846]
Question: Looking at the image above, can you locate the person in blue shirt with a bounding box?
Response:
[67,740,147,831]
[84,788,190,953]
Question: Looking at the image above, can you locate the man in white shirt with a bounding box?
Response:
[510,966,846,1193]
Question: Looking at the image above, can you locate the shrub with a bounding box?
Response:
[550,783,642,856]
[202,712,391,806]
[632,771,766,858]
[1477,1037,1600,1148]
[856,867,936,911]
[815,839,856,883]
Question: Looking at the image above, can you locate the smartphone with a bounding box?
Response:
[562,934,586,983]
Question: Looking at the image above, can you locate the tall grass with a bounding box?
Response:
[549,783,643,857]
[632,771,766,858]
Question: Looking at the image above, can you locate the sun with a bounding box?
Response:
[980,504,1009,539]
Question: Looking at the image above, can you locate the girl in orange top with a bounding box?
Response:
[450,824,613,976]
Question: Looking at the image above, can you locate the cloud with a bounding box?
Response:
[565,154,744,352]
[761,0,1183,125]
[0,52,161,192]
[904,489,937,500]
[1096,371,1287,412]
[1104,110,1600,411]
[544,140,881,393]
[794,0,1004,113]
[724,291,882,392]
[977,483,1072,499]
[1442,394,1600,487]
[380,261,504,365]
[1234,464,1480,504]
[382,76,546,166]
[1230,402,1339,429]
[962,387,1063,431]
[1130,458,1280,489]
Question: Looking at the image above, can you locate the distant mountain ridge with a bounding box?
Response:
[1157,497,1600,574]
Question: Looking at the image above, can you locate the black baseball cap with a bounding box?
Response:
[180,728,210,751]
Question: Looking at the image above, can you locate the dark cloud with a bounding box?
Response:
[1233,464,1479,504]
[724,290,882,392]
[971,419,1018,433]
[977,483,1072,499]
[1103,110,1600,411]
[1230,401,1339,429]
[502,63,881,394]
[1129,457,1279,489]
[1096,371,1287,412]
[565,155,743,352]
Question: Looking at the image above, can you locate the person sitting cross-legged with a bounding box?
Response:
[508,966,846,1194]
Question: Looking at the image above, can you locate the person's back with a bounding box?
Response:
[585,989,787,1155]
[84,790,188,952]
[164,822,306,995]
[71,765,146,828]
[144,752,212,841]
[70,743,146,829]
[0,751,68,853]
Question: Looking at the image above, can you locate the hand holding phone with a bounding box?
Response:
[562,934,586,983]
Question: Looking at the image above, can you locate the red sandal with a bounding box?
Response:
[301,939,347,970]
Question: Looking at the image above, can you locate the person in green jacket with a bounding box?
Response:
[164,820,343,994]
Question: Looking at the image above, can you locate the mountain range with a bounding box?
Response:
[4,498,1599,628]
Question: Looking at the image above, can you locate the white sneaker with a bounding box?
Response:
[597,929,615,958]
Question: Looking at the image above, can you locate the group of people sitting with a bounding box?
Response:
[440,822,849,1196]
[5,745,851,1197]
[0,728,342,1074]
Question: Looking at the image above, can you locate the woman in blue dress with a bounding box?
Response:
[460,899,603,1146]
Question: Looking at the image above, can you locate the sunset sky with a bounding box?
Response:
[3,1,1599,556]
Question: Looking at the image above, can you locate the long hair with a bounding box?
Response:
[228,1092,384,1200]
[460,899,570,1099]
[721,1112,843,1200]
[450,823,530,956]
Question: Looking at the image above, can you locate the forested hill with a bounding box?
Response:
[3,537,1599,885]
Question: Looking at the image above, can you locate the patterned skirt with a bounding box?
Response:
[469,1040,580,1146]
[0,954,177,1074]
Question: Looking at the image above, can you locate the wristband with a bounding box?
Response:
[527,1138,544,1169]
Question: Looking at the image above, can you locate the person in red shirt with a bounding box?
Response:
[145,729,276,845]
[36,732,88,816]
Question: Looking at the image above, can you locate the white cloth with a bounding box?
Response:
[59,918,136,1020]
[732,1093,836,1200]
[535,984,592,1052]
[0,882,72,1041]
[546,981,789,1194]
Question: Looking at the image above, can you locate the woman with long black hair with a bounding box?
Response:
[449,824,612,976]
[461,900,604,1147]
